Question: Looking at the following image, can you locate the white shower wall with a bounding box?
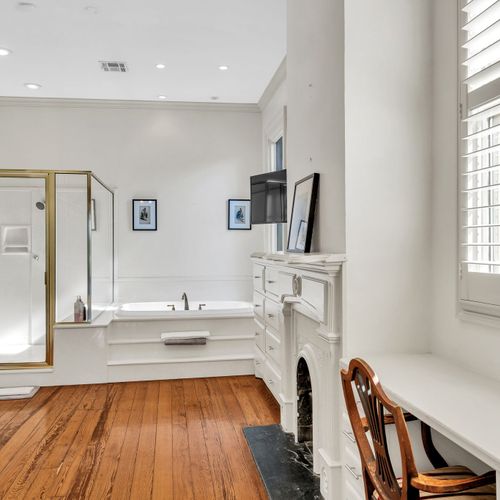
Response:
[0,182,46,361]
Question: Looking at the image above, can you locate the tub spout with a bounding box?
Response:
[181,292,189,311]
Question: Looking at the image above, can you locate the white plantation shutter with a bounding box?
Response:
[460,0,500,313]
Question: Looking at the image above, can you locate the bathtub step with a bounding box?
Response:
[108,335,255,345]
[107,354,254,366]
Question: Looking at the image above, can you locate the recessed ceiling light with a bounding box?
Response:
[218,65,229,71]
[25,83,41,90]
[17,2,36,10]
[155,63,166,70]
[0,48,12,57]
[84,5,99,14]
[158,95,167,100]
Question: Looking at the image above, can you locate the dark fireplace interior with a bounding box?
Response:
[297,357,313,449]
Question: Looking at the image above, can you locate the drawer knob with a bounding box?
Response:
[267,280,276,284]
[267,313,275,318]
[268,379,274,384]
[268,345,275,351]
[253,275,261,279]
[255,331,260,336]
[254,304,261,308]
[255,361,261,366]
[345,464,361,481]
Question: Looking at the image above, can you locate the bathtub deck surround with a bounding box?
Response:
[251,253,345,499]
[0,301,255,387]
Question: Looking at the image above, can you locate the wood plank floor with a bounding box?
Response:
[0,376,280,499]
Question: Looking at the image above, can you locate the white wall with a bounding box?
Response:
[431,0,500,382]
[0,100,264,303]
[343,0,433,355]
[260,58,287,251]
[287,0,346,254]
[0,180,45,356]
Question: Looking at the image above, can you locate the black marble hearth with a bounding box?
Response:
[297,358,313,443]
[243,424,322,500]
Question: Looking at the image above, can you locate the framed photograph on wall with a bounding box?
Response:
[132,199,157,231]
[287,173,319,253]
[227,199,251,230]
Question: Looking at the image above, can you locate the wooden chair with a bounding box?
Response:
[340,358,496,499]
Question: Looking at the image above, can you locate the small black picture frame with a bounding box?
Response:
[132,199,157,231]
[287,173,319,253]
[227,199,251,230]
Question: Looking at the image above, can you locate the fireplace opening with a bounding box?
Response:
[297,357,313,449]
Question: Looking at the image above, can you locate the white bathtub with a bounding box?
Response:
[115,300,254,319]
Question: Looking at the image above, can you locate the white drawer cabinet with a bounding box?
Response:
[344,445,364,497]
[344,480,364,500]
[265,360,281,400]
[254,346,266,379]
[264,267,281,297]
[254,319,265,352]
[253,291,265,320]
[253,264,265,293]
[265,328,281,366]
[264,297,281,333]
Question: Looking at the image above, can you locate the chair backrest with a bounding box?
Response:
[341,358,419,500]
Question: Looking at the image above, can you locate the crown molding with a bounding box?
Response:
[0,96,261,113]
[258,56,287,111]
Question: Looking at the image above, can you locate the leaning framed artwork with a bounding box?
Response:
[132,199,157,231]
[227,199,251,230]
[287,173,319,253]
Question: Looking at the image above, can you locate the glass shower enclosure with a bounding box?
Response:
[0,170,114,369]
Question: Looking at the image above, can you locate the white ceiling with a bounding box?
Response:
[0,0,286,103]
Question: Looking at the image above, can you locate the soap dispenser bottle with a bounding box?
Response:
[74,296,86,322]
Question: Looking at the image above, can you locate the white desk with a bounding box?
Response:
[341,353,500,499]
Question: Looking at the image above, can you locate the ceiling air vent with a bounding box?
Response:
[100,61,128,73]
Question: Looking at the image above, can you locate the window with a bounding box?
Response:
[271,136,285,252]
[459,0,500,314]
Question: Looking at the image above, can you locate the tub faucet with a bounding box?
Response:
[181,292,189,311]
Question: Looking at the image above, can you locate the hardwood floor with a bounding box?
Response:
[0,376,280,499]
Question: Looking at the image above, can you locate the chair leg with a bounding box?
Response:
[362,467,375,499]
[421,422,448,469]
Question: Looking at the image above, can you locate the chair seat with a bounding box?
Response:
[372,466,496,499]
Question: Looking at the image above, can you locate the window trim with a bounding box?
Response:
[263,106,287,253]
[457,0,500,321]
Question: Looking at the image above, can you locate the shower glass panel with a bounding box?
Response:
[90,176,114,316]
[0,176,48,364]
[55,173,89,323]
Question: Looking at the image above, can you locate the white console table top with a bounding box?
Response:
[340,353,500,471]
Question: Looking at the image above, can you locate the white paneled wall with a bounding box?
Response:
[0,100,264,303]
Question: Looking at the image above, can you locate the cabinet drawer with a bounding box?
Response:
[265,267,280,297]
[344,446,363,496]
[254,347,266,379]
[254,320,265,352]
[265,361,281,400]
[344,480,364,500]
[253,264,265,293]
[264,297,280,332]
[265,328,281,367]
[253,292,265,320]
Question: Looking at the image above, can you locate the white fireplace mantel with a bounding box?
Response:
[251,254,345,499]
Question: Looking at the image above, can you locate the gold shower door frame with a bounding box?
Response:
[0,170,56,369]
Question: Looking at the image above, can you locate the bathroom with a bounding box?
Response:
[1,1,500,499]
[0,99,267,383]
